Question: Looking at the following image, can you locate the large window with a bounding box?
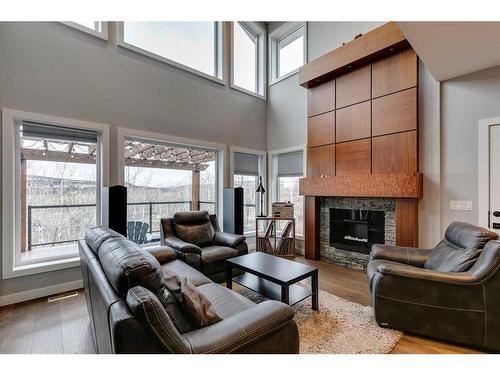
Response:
[119,22,223,81]
[124,139,218,245]
[233,151,264,235]
[269,22,307,84]
[273,150,304,236]
[63,22,108,39]
[231,22,265,97]
[2,109,108,278]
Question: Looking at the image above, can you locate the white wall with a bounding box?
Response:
[440,64,500,230]
[0,22,266,300]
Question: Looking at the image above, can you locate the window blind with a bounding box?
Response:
[21,121,99,143]
[234,152,259,175]
[277,151,303,176]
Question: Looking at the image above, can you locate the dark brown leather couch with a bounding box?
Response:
[368,222,500,351]
[79,226,299,354]
[160,211,247,282]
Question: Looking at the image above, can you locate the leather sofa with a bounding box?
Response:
[79,226,299,354]
[367,221,500,351]
[160,211,247,282]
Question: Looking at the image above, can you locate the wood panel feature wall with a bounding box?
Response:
[372,87,417,136]
[307,144,336,178]
[336,65,371,108]
[336,101,371,142]
[308,111,335,147]
[372,130,418,174]
[301,23,420,260]
[304,197,321,260]
[308,80,335,116]
[335,139,371,176]
[395,199,419,247]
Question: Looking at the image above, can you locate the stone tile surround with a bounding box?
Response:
[319,197,396,270]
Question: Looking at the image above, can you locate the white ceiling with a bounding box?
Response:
[397,22,500,81]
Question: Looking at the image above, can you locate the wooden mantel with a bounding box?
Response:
[299,22,409,88]
[299,173,423,199]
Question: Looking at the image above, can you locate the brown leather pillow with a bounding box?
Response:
[163,270,222,329]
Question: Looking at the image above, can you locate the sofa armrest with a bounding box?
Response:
[182,300,295,353]
[213,232,246,248]
[163,236,202,254]
[145,245,177,264]
[376,262,475,284]
[370,244,434,267]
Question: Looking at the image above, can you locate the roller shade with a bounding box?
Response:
[22,121,99,143]
[234,152,259,175]
[277,151,303,177]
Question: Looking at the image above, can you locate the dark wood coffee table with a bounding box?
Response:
[226,252,318,310]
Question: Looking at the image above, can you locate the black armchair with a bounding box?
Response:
[368,221,500,351]
[160,211,248,282]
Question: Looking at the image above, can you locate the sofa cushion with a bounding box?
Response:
[201,246,239,275]
[84,226,123,255]
[164,271,222,329]
[196,283,255,319]
[98,236,167,300]
[173,211,215,247]
[162,259,212,287]
[424,222,498,272]
[126,286,191,353]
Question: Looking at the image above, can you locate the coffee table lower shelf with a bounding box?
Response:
[233,273,312,306]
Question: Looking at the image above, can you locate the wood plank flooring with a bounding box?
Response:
[0,256,482,354]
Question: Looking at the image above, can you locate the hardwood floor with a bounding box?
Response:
[0,257,482,354]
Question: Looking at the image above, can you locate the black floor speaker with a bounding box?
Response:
[102,185,127,236]
[223,187,244,235]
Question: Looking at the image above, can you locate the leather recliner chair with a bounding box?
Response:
[79,226,299,354]
[160,211,248,282]
[367,222,500,351]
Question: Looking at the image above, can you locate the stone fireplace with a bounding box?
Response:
[320,197,396,269]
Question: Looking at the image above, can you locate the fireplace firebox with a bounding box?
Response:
[329,208,385,254]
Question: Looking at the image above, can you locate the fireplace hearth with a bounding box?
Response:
[329,208,385,254]
[317,197,396,269]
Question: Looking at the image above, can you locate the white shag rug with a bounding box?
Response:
[233,285,403,354]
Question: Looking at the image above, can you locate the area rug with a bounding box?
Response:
[232,285,403,354]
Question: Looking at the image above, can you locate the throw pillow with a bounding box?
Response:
[163,270,222,329]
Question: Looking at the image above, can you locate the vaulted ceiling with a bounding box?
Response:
[397,22,500,81]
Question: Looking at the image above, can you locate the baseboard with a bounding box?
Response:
[0,279,84,307]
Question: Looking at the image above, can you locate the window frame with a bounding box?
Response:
[229,146,267,236]
[269,22,307,86]
[61,21,109,40]
[268,145,306,239]
[2,108,110,279]
[230,22,267,99]
[116,21,226,85]
[117,127,226,222]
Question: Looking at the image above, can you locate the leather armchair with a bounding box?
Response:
[368,222,500,351]
[161,211,248,282]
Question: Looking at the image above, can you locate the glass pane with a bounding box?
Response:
[21,132,97,263]
[234,174,258,235]
[123,22,216,76]
[200,159,216,214]
[75,21,101,32]
[279,34,304,77]
[233,22,257,92]
[278,176,304,236]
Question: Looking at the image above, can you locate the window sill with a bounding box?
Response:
[117,41,226,86]
[230,83,266,101]
[2,256,81,280]
[269,69,300,87]
[60,22,108,41]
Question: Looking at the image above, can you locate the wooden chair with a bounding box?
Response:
[127,221,150,245]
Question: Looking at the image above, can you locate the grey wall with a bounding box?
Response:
[267,21,442,247]
[440,64,500,229]
[0,22,266,299]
